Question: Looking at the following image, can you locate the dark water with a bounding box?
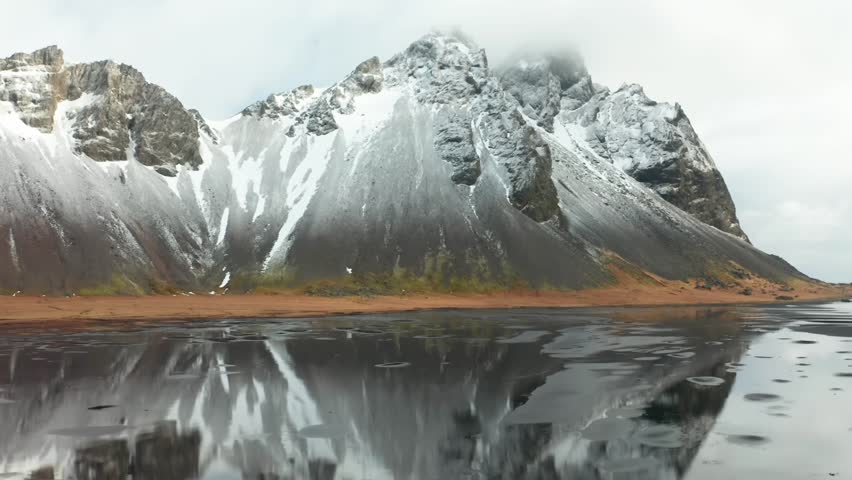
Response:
[1,301,851,479]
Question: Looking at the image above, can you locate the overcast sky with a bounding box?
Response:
[3,0,850,282]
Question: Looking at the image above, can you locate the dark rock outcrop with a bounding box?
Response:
[434,108,481,185]
[74,440,130,480]
[479,109,560,222]
[135,422,201,480]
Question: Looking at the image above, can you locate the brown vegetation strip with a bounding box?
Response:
[0,281,847,326]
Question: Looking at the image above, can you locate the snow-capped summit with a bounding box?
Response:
[0,34,802,293]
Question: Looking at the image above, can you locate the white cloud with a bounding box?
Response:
[2,0,850,281]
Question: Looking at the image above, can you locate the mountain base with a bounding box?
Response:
[0,279,847,326]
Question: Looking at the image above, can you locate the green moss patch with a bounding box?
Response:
[77,274,146,296]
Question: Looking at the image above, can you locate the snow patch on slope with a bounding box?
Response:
[264,133,337,270]
[7,229,19,271]
[54,93,100,158]
[252,196,266,221]
[224,144,264,211]
[216,207,229,245]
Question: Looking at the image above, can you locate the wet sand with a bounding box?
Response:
[0,280,847,325]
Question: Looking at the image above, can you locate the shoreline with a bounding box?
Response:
[0,283,848,326]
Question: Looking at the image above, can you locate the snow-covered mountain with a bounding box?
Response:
[0,33,805,294]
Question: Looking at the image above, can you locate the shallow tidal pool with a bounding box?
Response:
[0,301,851,479]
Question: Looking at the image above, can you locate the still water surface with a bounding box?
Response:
[1,301,851,479]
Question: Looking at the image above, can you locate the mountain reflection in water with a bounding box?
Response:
[0,303,850,479]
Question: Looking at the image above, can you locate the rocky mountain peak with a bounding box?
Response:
[390,31,486,69]
[501,50,588,87]
[546,51,589,89]
[348,56,383,93]
[326,56,384,113]
[1,45,64,70]
[242,84,317,120]
[65,60,146,99]
[560,80,749,241]
[499,52,594,132]
[384,32,491,104]
[0,46,202,174]
[281,57,386,137]
[63,58,202,173]
[493,47,749,241]
[243,56,386,138]
[0,46,69,130]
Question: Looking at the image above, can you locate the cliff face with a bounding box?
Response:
[0,45,67,131]
[0,46,201,176]
[0,35,801,294]
[499,57,749,241]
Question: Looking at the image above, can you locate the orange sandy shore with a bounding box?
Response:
[0,281,848,326]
